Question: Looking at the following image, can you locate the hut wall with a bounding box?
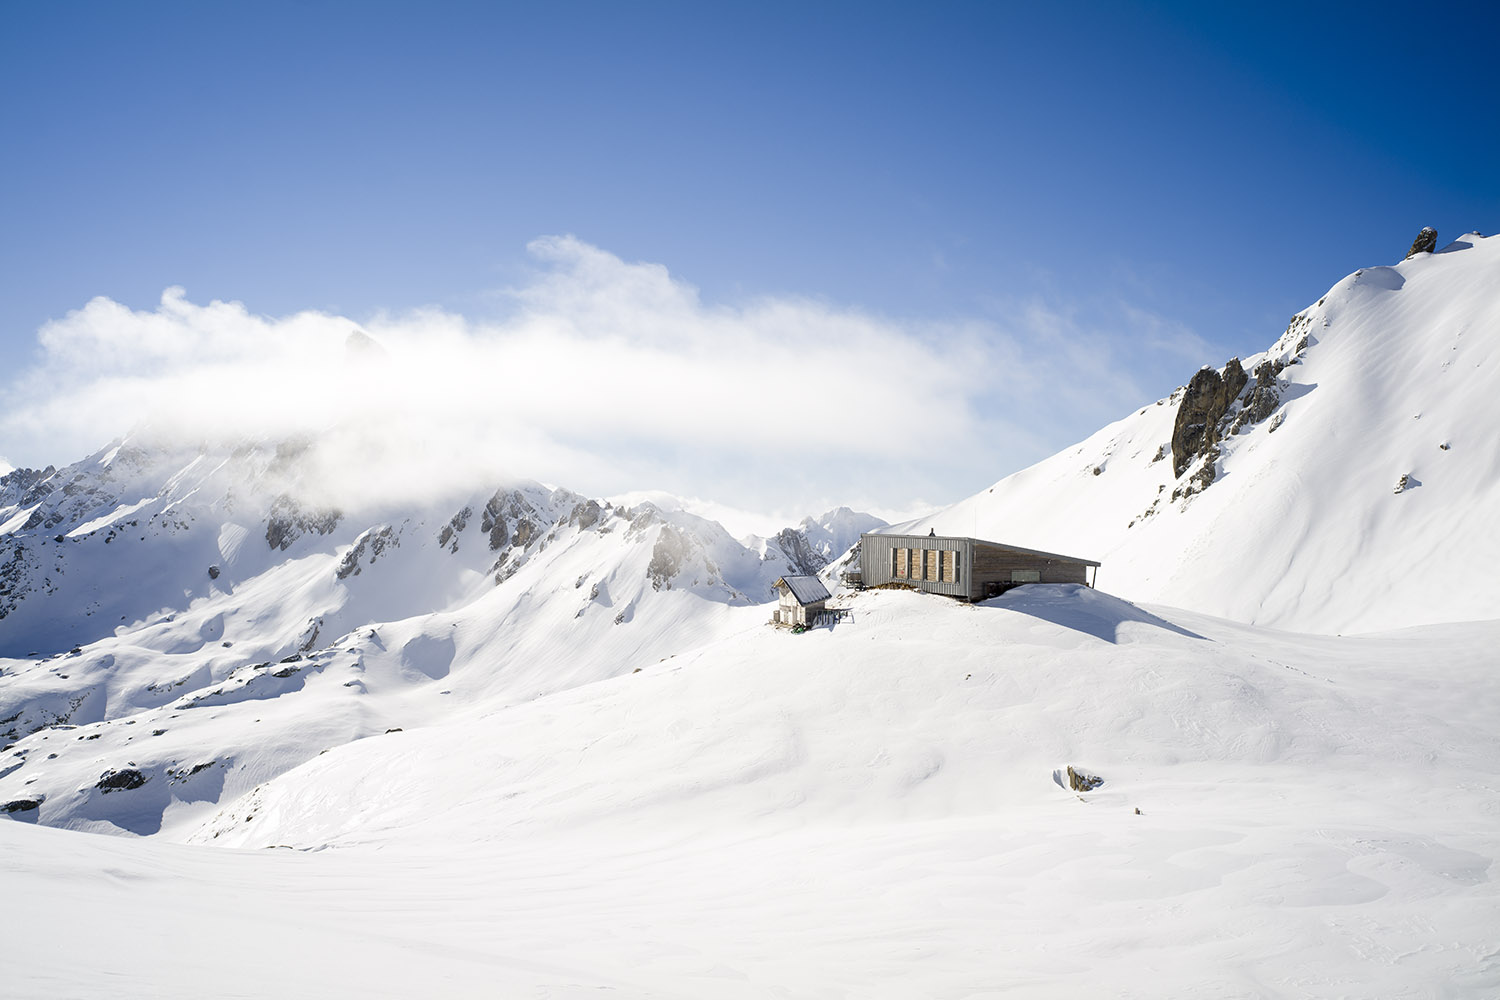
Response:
[859,534,971,599]
[970,542,1088,596]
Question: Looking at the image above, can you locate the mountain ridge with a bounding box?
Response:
[892,231,1499,633]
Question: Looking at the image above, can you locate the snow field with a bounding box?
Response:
[4,586,1497,997]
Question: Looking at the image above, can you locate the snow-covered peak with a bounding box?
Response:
[895,231,1500,633]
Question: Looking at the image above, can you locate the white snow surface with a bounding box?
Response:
[5,588,1498,996]
[897,233,1500,634]
[2,235,1499,996]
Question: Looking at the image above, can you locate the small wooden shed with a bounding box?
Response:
[858,532,1099,601]
[773,575,832,626]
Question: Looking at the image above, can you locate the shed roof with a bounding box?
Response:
[776,575,832,605]
[862,532,1101,568]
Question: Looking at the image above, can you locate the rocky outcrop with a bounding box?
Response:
[265,495,341,551]
[1231,360,1283,434]
[478,488,556,553]
[569,500,604,531]
[335,525,398,580]
[1171,358,1245,478]
[437,506,472,552]
[647,526,689,591]
[1066,765,1103,792]
[0,466,54,509]
[95,768,147,793]
[1406,227,1437,259]
[1170,351,1293,499]
[774,527,827,577]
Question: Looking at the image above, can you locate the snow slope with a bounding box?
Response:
[5,587,1497,997]
[897,233,1500,633]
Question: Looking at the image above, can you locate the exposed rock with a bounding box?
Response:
[1406,227,1438,259]
[1066,765,1103,792]
[478,488,554,552]
[207,564,220,580]
[335,525,397,579]
[1171,359,1245,478]
[647,526,689,591]
[96,768,148,793]
[569,500,604,531]
[266,494,342,551]
[0,466,54,508]
[1394,474,1411,494]
[775,527,827,577]
[1,798,41,813]
[1230,361,1283,435]
[481,494,509,550]
[437,506,472,552]
[513,518,538,548]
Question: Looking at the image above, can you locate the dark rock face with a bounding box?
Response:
[1231,360,1283,435]
[512,518,538,548]
[437,506,472,552]
[1406,227,1438,259]
[0,466,54,509]
[265,495,342,551]
[479,489,550,552]
[1171,359,1245,478]
[335,525,397,580]
[481,494,509,550]
[1,798,41,813]
[569,500,604,531]
[96,768,147,793]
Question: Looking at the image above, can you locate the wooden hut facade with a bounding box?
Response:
[858,532,1099,602]
[773,575,832,626]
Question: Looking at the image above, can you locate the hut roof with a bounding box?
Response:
[862,532,1101,568]
[776,575,832,605]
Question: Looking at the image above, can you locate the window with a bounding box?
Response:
[941,549,956,582]
[1010,569,1041,583]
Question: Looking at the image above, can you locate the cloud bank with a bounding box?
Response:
[0,237,1203,528]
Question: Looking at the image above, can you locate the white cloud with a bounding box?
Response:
[0,237,1204,520]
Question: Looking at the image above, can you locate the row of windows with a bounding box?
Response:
[892,547,959,583]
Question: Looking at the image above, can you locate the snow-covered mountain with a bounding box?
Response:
[895,231,1500,633]
[3,230,1499,997]
[0,442,883,835]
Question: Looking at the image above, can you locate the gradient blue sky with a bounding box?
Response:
[1,1,1495,522]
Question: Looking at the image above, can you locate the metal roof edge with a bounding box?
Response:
[858,531,1101,568]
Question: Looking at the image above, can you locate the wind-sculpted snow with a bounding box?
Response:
[2,587,1470,998]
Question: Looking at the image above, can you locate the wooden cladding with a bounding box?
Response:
[891,546,957,583]
[861,533,1095,601]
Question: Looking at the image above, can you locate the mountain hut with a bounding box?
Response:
[858,532,1099,601]
[773,575,832,626]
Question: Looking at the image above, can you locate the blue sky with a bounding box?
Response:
[1,1,1495,525]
